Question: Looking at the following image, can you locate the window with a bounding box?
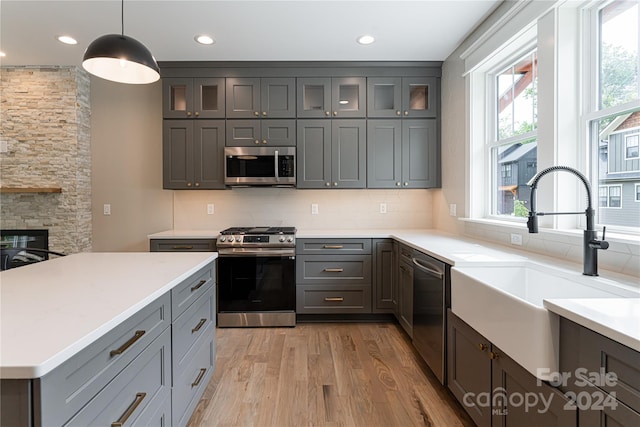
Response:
[626,134,639,159]
[635,183,640,201]
[490,50,538,218]
[587,0,640,230]
[599,185,623,208]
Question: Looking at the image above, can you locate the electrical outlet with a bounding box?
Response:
[380,203,387,214]
[510,233,523,246]
[449,203,457,217]
[103,204,111,215]
[207,204,215,215]
[311,203,319,215]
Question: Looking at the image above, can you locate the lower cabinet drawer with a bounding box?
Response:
[173,337,216,427]
[64,327,171,426]
[296,285,372,314]
[172,263,215,321]
[173,284,216,377]
[150,238,216,252]
[296,255,372,284]
[38,292,171,427]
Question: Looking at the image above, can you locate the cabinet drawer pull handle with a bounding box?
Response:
[111,392,146,427]
[323,245,343,249]
[192,318,207,333]
[110,330,145,357]
[489,351,500,360]
[323,268,344,273]
[172,245,194,250]
[192,368,207,388]
[191,279,207,292]
[324,297,344,302]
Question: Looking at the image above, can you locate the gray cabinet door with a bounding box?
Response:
[297,77,332,118]
[401,77,439,118]
[297,119,331,188]
[398,258,413,337]
[261,77,296,118]
[491,345,577,427]
[331,77,366,118]
[226,119,261,146]
[367,120,402,188]
[226,77,261,118]
[402,119,439,188]
[163,120,194,189]
[332,119,366,188]
[367,77,402,118]
[194,120,225,189]
[261,119,296,146]
[373,239,396,313]
[447,309,492,427]
[163,78,225,119]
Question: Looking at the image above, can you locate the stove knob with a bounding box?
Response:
[279,236,286,242]
[220,236,226,242]
[287,237,294,243]
[228,236,235,243]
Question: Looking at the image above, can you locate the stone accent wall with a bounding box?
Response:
[0,66,92,253]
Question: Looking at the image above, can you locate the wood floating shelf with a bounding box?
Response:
[0,187,62,194]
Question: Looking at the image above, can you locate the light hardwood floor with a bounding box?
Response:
[187,322,475,427]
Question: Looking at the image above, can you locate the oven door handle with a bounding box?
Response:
[218,248,295,257]
[274,150,279,182]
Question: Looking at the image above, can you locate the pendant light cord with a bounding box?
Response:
[121,0,125,36]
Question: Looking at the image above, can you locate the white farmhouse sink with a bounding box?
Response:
[451,261,639,381]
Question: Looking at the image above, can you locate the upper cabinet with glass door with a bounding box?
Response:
[297,77,366,118]
[367,77,438,118]
[163,78,225,119]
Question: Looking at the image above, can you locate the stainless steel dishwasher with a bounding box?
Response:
[412,249,449,385]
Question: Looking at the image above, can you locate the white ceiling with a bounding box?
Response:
[0,0,501,66]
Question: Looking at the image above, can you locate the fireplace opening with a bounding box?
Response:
[1,229,51,270]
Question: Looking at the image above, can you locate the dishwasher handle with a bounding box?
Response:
[412,258,444,279]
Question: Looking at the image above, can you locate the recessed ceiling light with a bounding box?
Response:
[357,35,375,45]
[195,35,215,45]
[57,35,78,45]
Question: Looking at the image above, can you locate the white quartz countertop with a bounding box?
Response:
[147,227,640,352]
[0,252,217,379]
[544,298,640,352]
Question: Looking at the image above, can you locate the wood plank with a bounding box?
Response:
[0,187,62,193]
[187,322,475,427]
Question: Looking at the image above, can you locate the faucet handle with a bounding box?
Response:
[602,226,606,240]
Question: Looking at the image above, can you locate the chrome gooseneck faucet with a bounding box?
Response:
[526,165,609,276]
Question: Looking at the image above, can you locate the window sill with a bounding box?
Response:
[459,217,640,246]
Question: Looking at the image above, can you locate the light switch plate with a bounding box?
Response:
[311,203,319,215]
[103,204,111,215]
[449,204,457,217]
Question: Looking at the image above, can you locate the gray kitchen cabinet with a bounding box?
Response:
[163,119,226,189]
[372,239,396,313]
[163,77,225,119]
[150,238,217,252]
[63,328,172,427]
[559,318,640,426]
[367,76,439,118]
[367,119,440,189]
[296,238,372,314]
[397,244,414,337]
[297,77,366,118]
[226,119,296,146]
[448,310,577,427]
[297,119,367,188]
[226,77,296,118]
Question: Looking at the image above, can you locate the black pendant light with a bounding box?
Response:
[82,0,159,84]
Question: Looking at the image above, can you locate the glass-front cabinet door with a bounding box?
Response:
[401,77,438,118]
[297,77,366,118]
[163,78,225,119]
[367,77,402,118]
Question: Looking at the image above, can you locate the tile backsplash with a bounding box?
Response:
[173,188,434,231]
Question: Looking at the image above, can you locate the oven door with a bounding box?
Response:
[217,250,296,327]
[224,146,295,186]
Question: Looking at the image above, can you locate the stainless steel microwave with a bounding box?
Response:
[224,146,296,187]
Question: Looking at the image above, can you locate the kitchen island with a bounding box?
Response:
[1,252,217,427]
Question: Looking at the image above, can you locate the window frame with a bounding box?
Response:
[625,133,640,160]
[635,182,640,202]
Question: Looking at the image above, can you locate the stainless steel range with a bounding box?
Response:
[217,227,296,327]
